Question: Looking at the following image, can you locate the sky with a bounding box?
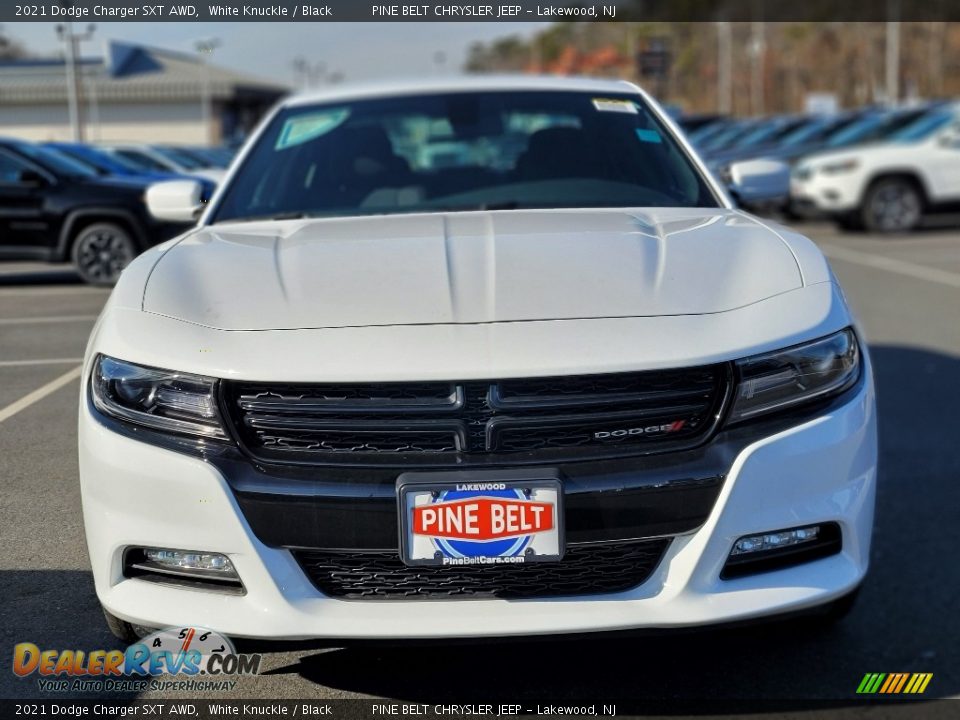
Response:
[4,22,548,86]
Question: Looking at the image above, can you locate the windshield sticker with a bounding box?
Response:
[592,98,638,114]
[635,128,663,144]
[276,109,351,150]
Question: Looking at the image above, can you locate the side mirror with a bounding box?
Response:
[725,158,791,207]
[145,179,205,223]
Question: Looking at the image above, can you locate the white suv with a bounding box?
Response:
[792,103,960,232]
[79,77,876,643]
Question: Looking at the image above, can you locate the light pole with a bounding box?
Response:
[195,37,221,146]
[716,21,732,115]
[885,0,901,105]
[56,23,95,142]
[750,21,766,116]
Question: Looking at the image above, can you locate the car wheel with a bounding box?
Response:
[861,178,923,233]
[71,222,138,286]
[101,606,150,644]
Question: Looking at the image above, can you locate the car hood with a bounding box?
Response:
[142,208,803,331]
[800,140,918,170]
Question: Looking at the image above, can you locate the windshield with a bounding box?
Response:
[826,109,929,148]
[52,144,144,175]
[687,121,729,145]
[825,114,886,147]
[152,146,207,170]
[212,91,718,224]
[52,146,113,174]
[182,147,230,168]
[890,111,955,141]
[111,149,170,173]
[699,121,757,152]
[13,142,98,178]
[779,116,845,147]
[730,119,804,150]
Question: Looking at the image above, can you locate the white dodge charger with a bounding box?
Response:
[79,77,877,642]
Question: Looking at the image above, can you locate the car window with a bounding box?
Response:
[113,150,169,172]
[890,111,955,142]
[55,145,140,174]
[12,142,97,178]
[212,90,718,223]
[825,115,885,147]
[827,110,930,147]
[779,117,841,147]
[699,122,757,152]
[152,146,206,170]
[53,146,111,173]
[730,121,783,149]
[0,151,30,184]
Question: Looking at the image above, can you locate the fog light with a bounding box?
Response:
[721,522,841,580]
[731,526,820,555]
[123,547,243,594]
[145,549,237,575]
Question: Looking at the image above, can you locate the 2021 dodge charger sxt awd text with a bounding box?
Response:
[79,77,877,642]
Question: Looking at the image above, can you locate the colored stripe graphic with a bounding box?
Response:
[892,673,909,693]
[856,674,874,694]
[879,674,896,693]
[858,673,932,694]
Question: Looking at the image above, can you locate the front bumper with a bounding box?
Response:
[79,364,877,640]
[791,175,863,214]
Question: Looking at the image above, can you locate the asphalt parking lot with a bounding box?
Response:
[1,222,959,704]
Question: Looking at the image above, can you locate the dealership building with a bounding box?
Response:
[0,41,288,144]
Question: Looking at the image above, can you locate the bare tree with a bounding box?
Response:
[0,25,26,60]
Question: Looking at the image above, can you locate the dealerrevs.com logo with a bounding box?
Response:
[13,627,261,693]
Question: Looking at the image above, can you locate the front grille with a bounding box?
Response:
[223,365,730,466]
[293,538,670,600]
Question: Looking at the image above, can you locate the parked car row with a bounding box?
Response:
[680,100,960,232]
[0,139,232,284]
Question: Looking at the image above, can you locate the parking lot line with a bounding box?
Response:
[822,244,960,289]
[0,358,83,367]
[0,314,98,326]
[0,365,82,423]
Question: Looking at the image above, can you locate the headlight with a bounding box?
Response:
[820,159,859,175]
[729,329,860,423]
[91,355,227,440]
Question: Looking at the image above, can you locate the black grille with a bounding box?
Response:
[223,366,729,466]
[293,539,671,599]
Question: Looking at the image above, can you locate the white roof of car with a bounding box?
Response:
[283,75,644,108]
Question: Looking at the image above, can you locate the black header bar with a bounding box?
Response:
[6,0,960,23]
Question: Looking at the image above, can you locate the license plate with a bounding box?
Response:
[397,472,564,567]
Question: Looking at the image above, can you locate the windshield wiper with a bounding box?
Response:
[214,211,311,224]
[425,201,522,213]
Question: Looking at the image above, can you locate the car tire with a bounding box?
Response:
[71,222,138,286]
[101,606,148,644]
[861,178,924,233]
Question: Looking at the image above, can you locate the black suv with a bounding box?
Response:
[0,139,190,285]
